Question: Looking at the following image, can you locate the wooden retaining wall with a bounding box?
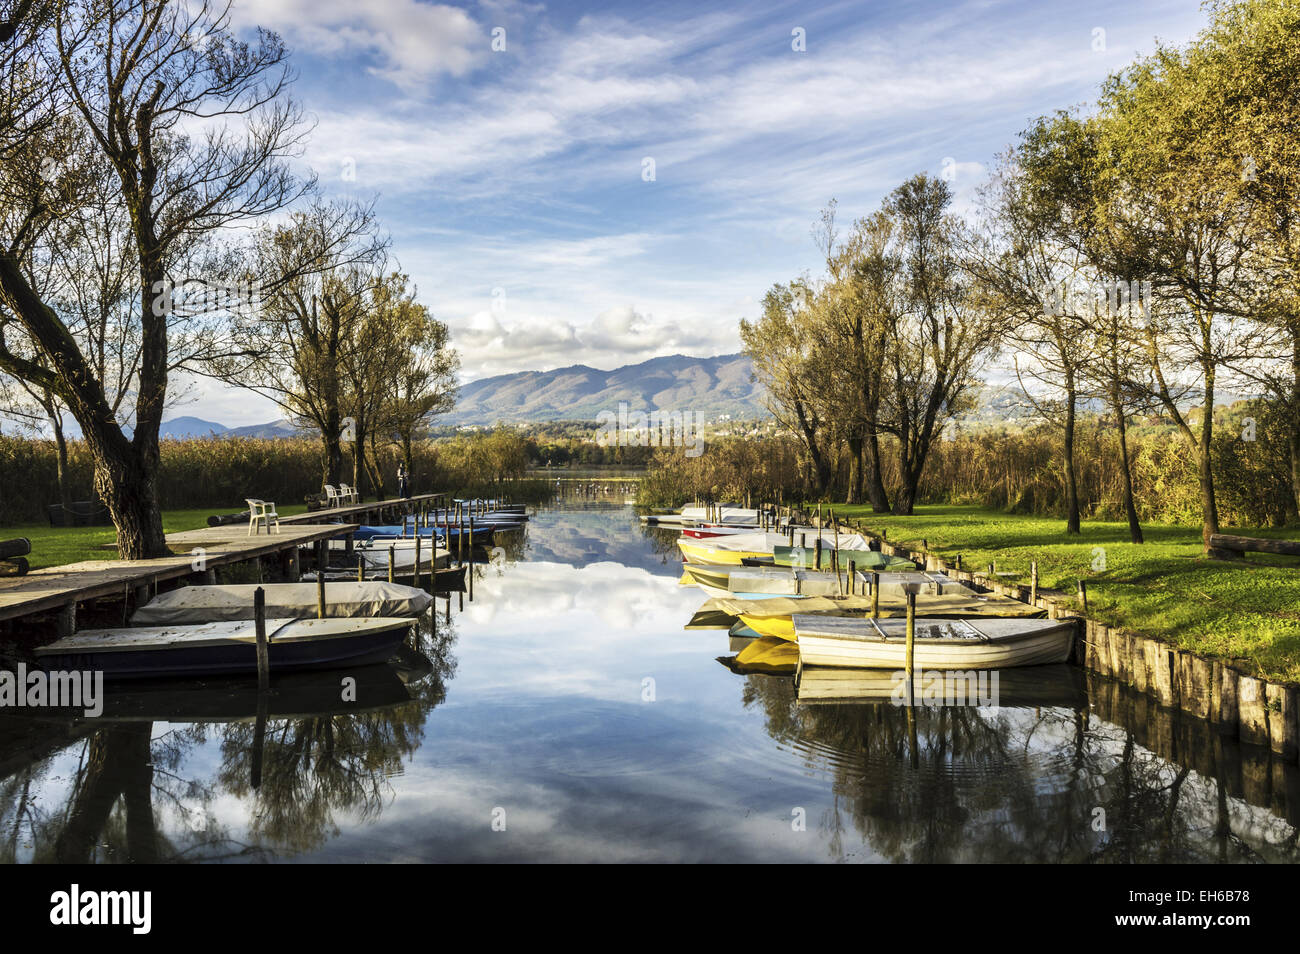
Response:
[829,516,1300,764]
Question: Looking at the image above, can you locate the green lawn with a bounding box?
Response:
[5,504,310,570]
[831,504,1300,683]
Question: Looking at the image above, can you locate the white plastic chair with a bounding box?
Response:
[339,483,359,505]
[323,485,342,508]
[246,498,280,535]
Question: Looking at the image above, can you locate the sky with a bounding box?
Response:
[181,0,1212,427]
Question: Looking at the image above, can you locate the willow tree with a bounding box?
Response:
[1087,42,1263,549]
[741,281,834,494]
[813,206,894,512]
[1188,0,1300,519]
[0,0,309,557]
[216,200,385,488]
[967,153,1098,533]
[881,175,1004,515]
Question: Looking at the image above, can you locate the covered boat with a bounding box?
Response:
[793,616,1076,670]
[130,582,434,626]
[34,617,416,679]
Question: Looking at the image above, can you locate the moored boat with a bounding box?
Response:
[130,582,434,626]
[34,617,416,679]
[793,616,1076,670]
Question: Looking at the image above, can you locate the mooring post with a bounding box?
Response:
[871,571,880,617]
[357,553,364,582]
[905,588,917,690]
[1077,579,1089,613]
[254,586,269,693]
[316,569,326,620]
[56,601,76,638]
[815,537,822,570]
[848,560,857,597]
[388,545,395,584]
[414,531,422,589]
[1031,562,1039,604]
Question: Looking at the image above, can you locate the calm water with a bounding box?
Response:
[2,494,1298,863]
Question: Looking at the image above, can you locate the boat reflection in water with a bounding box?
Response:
[0,629,454,863]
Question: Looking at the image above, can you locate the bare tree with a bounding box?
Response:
[0,0,311,557]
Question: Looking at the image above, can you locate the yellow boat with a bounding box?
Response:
[676,540,768,565]
[721,635,800,674]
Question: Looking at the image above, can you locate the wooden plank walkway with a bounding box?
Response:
[0,523,354,625]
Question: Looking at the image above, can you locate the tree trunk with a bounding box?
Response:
[1114,397,1144,544]
[49,406,72,509]
[93,439,168,560]
[865,427,890,512]
[352,414,367,501]
[846,436,864,504]
[1197,370,1220,550]
[1063,381,1080,534]
[1291,321,1300,517]
[893,442,919,515]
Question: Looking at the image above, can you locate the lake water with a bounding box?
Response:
[2,494,1298,863]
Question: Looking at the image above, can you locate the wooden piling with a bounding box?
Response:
[388,545,395,583]
[904,590,916,682]
[316,570,326,620]
[870,571,880,617]
[254,586,269,692]
[1030,562,1038,604]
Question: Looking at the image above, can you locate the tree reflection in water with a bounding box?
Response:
[739,671,1300,863]
[0,610,457,863]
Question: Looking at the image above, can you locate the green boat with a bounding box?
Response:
[768,546,916,570]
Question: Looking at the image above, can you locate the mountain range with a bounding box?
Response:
[443,353,767,424]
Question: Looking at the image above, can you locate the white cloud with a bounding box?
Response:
[231,0,483,89]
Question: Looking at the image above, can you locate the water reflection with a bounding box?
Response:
[1,622,455,863]
[0,496,1297,862]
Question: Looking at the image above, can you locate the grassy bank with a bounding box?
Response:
[7,504,311,570]
[828,504,1300,683]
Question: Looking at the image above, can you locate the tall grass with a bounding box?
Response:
[0,432,552,526]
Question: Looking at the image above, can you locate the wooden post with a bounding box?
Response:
[832,548,841,595]
[316,570,326,620]
[905,589,917,684]
[1030,562,1038,603]
[871,571,880,617]
[357,553,365,582]
[815,537,822,570]
[388,545,396,583]
[56,601,76,638]
[1077,579,1088,613]
[414,531,422,588]
[254,586,269,692]
[848,560,856,597]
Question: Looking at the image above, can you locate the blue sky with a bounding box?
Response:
[185,0,1211,426]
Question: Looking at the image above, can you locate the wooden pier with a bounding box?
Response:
[0,522,354,636]
[277,492,447,528]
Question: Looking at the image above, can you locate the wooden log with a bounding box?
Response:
[1208,533,1300,557]
[1176,652,1212,720]
[1152,645,1176,707]
[1266,683,1298,760]
[0,537,32,559]
[0,557,30,577]
[1131,635,1150,694]
[1237,675,1269,746]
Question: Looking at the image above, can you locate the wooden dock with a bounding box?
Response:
[0,522,355,634]
[277,492,447,528]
